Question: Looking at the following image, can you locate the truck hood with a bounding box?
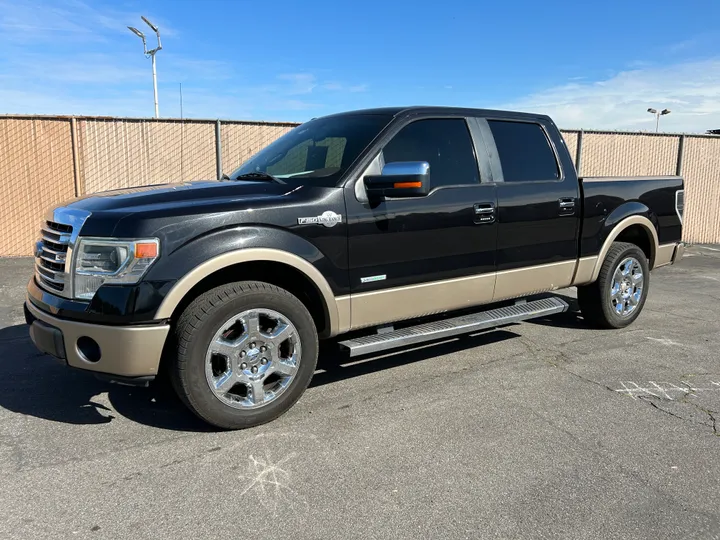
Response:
[64,180,293,214]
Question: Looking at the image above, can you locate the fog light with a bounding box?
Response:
[77,336,101,363]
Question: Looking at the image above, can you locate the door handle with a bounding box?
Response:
[473,202,495,224]
[558,197,575,216]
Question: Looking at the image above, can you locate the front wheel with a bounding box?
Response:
[171,281,318,429]
[577,242,650,329]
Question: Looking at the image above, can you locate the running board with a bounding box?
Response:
[338,297,569,357]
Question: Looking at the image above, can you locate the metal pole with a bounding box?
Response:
[151,53,159,118]
[575,130,584,176]
[70,117,82,197]
[676,135,686,176]
[215,120,223,180]
[656,112,660,133]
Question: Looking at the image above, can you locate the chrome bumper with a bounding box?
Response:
[25,300,169,378]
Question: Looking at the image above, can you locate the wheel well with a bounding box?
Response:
[169,261,330,336]
[616,225,654,266]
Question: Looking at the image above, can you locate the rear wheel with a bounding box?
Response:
[172,281,318,429]
[577,242,649,329]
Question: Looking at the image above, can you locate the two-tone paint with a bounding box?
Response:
[25,106,684,378]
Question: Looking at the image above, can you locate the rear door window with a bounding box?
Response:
[487,120,560,182]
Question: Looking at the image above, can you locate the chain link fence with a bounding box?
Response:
[1,116,719,256]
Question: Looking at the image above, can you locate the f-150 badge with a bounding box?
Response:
[297,211,342,228]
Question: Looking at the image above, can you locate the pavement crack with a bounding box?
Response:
[518,337,616,393]
[641,398,685,421]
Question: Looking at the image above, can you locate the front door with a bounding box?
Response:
[344,116,498,330]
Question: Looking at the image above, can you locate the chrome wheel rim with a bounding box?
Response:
[205,309,301,409]
[610,257,644,317]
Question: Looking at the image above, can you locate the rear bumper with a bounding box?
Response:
[25,299,169,378]
[654,241,685,269]
[672,242,685,264]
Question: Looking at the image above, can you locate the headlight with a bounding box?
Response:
[73,238,160,300]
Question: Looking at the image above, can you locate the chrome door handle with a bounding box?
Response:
[558,198,576,216]
[473,203,495,224]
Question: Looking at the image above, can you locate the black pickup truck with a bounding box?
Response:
[25,106,685,429]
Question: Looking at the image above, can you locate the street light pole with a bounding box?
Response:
[128,16,162,118]
[647,108,671,133]
[151,53,159,118]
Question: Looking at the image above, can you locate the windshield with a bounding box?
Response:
[229,114,392,187]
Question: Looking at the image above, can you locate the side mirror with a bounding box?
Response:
[364,161,430,198]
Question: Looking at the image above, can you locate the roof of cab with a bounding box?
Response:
[318,106,552,123]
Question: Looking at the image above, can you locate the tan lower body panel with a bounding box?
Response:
[654,243,678,268]
[26,300,169,377]
[572,256,599,286]
[492,260,577,302]
[345,260,578,331]
[347,273,496,331]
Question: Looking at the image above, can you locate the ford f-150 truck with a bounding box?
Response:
[25,106,685,429]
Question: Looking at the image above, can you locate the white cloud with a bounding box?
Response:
[0,0,178,44]
[499,59,720,133]
[277,73,318,94]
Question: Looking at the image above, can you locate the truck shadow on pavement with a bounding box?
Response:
[0,296,589,431]
[0,323,212,432]
[523,293,596,330]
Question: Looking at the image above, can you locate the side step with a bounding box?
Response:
[338,297,568,357]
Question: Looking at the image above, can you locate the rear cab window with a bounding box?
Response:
[487,120,560,182]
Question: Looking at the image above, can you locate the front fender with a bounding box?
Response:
[146,225,345,294]
[146,226,346,336]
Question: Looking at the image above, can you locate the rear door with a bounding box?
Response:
[483,117,580,301]
[344,115,498,329]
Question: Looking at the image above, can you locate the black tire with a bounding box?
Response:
[171,281,318,430]
[577,242,650,329]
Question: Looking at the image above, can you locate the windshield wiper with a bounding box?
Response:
[234,172,286,185]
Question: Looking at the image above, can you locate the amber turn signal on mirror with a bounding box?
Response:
[393,181,423,189]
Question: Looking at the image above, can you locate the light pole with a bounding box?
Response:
[647,108,671,133]
[128,16,162,118]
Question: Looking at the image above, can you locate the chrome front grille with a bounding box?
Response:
[34,207,91,299]
[35,221,72,293]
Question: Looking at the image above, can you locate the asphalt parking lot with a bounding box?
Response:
[1,247,720,539]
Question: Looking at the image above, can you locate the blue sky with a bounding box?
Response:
[1,0,719,132]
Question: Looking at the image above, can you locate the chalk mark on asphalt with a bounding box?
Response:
[645,337,684,347]
[237,452,307,513]
[615,381,720,400]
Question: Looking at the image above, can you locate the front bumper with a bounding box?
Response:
[25,299,169,378]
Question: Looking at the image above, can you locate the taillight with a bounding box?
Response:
[675,190,684,223]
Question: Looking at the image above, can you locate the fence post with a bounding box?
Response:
[676,135,686,176]
[215,119,223,180]
[70,117,82,196]
[575,130,584,176]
